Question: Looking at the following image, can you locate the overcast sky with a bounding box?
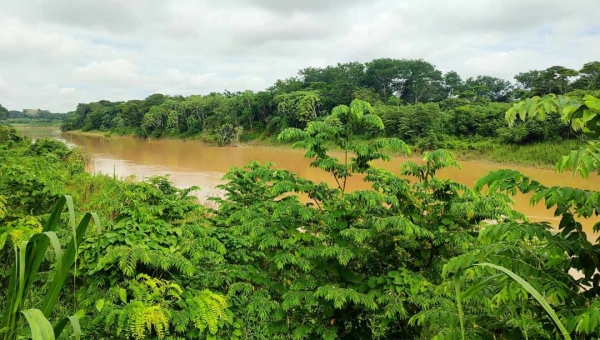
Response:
[1,0,599,112]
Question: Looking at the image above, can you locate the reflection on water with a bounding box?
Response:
[15,126,600,238]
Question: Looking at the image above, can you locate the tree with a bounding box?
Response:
[443,71,466,98]
[402,60,445,104]
[573,61,600,91]
[206,99,521,339]
[140,93,168,114]
[514,70,542,98]
[538,66,579,95]
[0,104,8,120]
[463,75,514,102]
[365,58,402,100]
[423,94,600,339]
[274,90,321,128]
[121,100,142,128]
[269,77,304,94]
[365,59,445,104]
[515,66,579,97]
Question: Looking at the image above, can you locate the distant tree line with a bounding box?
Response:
[57,58,600,147]
[0,105,65,124]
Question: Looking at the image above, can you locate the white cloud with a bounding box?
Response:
[0,0,599,111]
[59,87,76,95]
[74,59,147,88]
[160,69,267,95]
[0,77,10,94]
[463,50,547,79]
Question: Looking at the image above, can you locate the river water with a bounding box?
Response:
[15,126,600,239]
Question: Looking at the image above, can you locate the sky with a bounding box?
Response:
[1,0,599,112]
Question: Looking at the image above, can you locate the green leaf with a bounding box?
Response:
[20,309,55,340]
[42,231,63,272]
[96,299,105,312]
[53,310,84,340]
[41,212,92,317]
[119,288,128,303]
[585,96,600,111]
[474,263,572,340]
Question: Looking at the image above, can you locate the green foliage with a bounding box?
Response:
[7,89,600,340]
[412,94,600,339]
[1,195,91,340]
[205,101,523,339]
[506,94,600,176]
[0,131,230,339]
[96,274,228,339]
[56,59,599,159]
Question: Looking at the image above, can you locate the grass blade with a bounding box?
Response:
[64,195,76,232]
[475,262,572,340]
[40,213,91,317]
[20,309,55,340]
[42,231,63,272]
[53,310,84,340]
[15,241,28,313]
[454,276,465,340]
[90,212,102,262]
[21,196,67,304]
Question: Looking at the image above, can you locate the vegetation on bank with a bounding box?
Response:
[56,59,600,149]
[2,93,600,339]
[0,105,64,126]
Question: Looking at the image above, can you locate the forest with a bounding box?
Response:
[1,88,600,339]
[53,58,600,165]
[0,105,64,126]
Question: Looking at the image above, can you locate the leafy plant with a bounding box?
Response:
[207,100,521,339]
[1,195,94,340]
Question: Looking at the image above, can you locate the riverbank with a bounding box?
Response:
[244,134,583,169]
[60,128,582,169]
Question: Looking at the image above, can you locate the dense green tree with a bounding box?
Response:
[402,59,445,104]
[269,77,304,94]
[139,93,168,114]
[573,61,600,90]
[514,70,542,98]
[538,66,579,95]
[0,104,9,120]
[443,71,466,98]
[273,90,321,129]
[56,58,599,151]
[463,75,514,102]
[121,100,142,128]
[515,66,579,97]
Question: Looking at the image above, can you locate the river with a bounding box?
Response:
[15,126,600,239]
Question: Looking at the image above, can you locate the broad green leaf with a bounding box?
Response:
[42,231,63,272]
[585,96,600,111]
[119,288,128,303]
[96,299,105,312]
[20,309,55,340]
[53,310,84,340]
[582,109,596,124]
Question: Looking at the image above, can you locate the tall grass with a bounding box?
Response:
[1,195,96,340]
[450,139,583,167]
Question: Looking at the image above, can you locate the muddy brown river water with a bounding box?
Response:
[16,126,600,239]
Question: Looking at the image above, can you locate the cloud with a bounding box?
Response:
[160,69,267,95]
[0,18,89,62]
[0,0,599,111]
[0,77,10,94]
[241,0,367,13]
[59,87,76,95]
[74,59,147,88]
